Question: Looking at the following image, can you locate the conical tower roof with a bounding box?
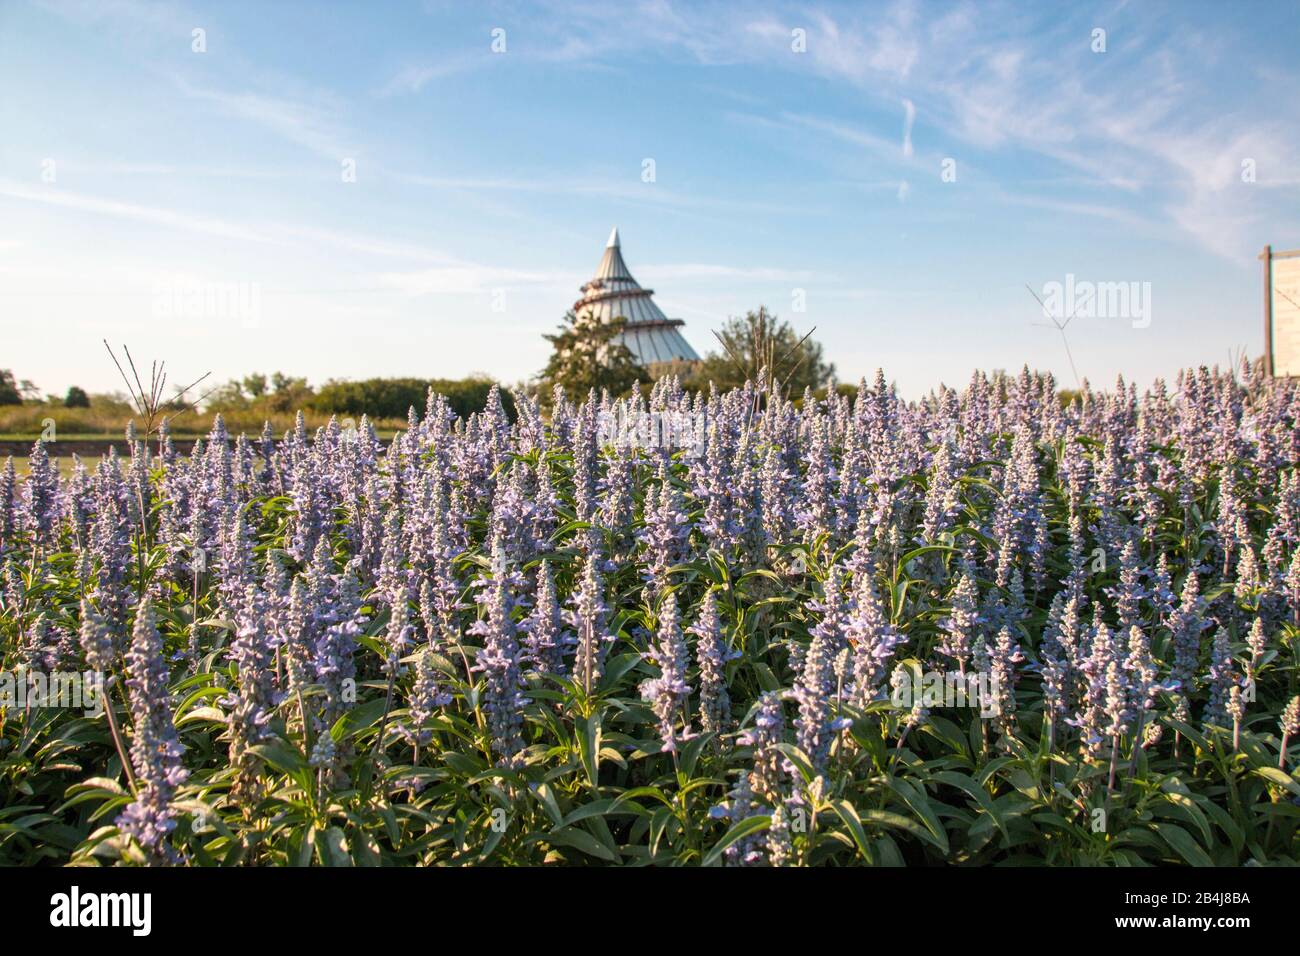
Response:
[573,227,700,365]
[593,227,635,282]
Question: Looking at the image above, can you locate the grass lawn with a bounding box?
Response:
[7,454,103,476]
[1,430,400,441]
[0,432,132,441]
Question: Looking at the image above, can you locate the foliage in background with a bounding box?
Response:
[689,307,834,395]
[0,393,139,436]
[205,372,314,416]
[62,387,90,409]
[540,311,646,403]
[0,370,22,406]
[310,376,515,422]
[0,370,517,439]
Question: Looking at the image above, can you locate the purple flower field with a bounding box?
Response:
[1,363,1298,866]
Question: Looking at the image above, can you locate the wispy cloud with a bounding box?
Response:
[376,54,484,96]
[749,0,1299,259]
[641,263,820,282]
[171,77,356,160]
[374,266,574,296]
[777,111,901,159]
[0,179,485,266]
[34,0,198,35]
[272,225,462,265]
[526,0,1297,260]
[989,188,1152,231]
[393,169,822,219]
[901,98,916,158]
[0,178,270,243]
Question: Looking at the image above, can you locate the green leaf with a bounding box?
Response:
[560,799,619,827]
[547,825,619,862]
[175,705,226,727]
[918,716,970,757]
[1199,798,1245,854]
[860,808,948,852]
[609,786,674,813]
[886,779,950,854]
[443,751,487,777]
[321,827,354,867]
[679,732,714,779]
[1253,767,1300,798]
[528,782,565,828]
[296,827,315,868]
[1154,823,1213,867]
[773,743,817,786]
[751,663,782,693]
[828,800,875,864]
[702,814,771,867]
[932,771,1008,841]
[1154,791,1213,847]
[874,835,905,867]
[332,697,390,740]
[577,713,602,789]
[599,653,642,690]
[70,777,127,797]
[898,544,958,567]
[1163,717,1211,755]
[478,817,508,863]
[247,739,309,776]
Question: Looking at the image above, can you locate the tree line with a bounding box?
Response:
[539,305,834,402]
[0,370,89,408]
[2,303,834,431]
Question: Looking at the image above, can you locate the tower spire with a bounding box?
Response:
[573,229,699,367]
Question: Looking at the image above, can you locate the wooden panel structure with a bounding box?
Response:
[1262,246,1300,377]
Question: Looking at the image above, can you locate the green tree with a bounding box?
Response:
[267,373,312,412]
[205,372,315,414]
[540,311,645,403]
[0,370,20,405]
[63,386,90,408]
[311,376,513,420]
[205,379,249,410]
[242,373,269,398]
[691,306,834,394]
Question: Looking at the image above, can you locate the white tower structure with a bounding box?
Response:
[573,227,700,366]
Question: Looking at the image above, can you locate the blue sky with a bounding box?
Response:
[2,0,1298,399]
